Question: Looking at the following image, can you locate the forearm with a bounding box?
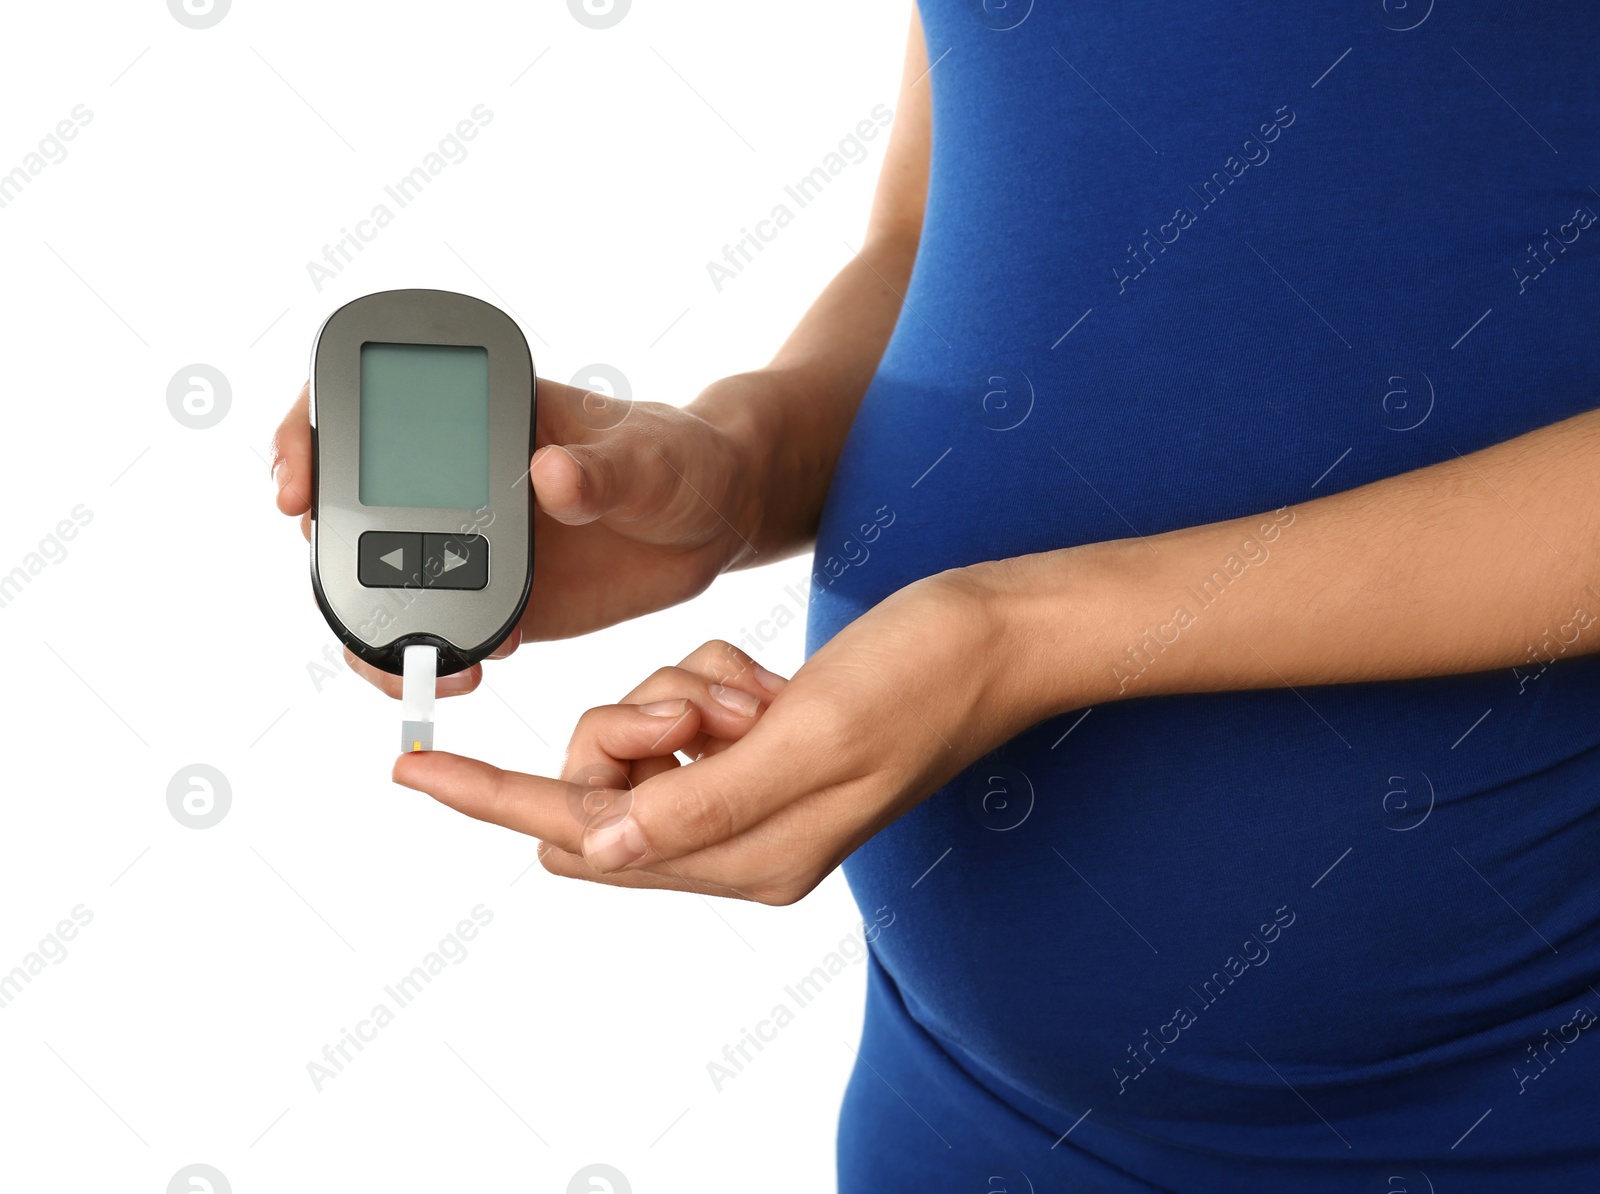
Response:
[685,8,930,565]
[982,409,1600,722]
[690,231,919,561]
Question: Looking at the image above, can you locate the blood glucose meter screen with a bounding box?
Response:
[358,342,491,509]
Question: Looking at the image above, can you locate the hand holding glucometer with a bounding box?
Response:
[271,288,785,751]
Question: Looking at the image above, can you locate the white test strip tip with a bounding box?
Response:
[401,644,438,752]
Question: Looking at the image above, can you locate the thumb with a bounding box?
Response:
[531,437,674,526]
[530,442,615,525]
[582,714,802,871]
[529,377,656,526]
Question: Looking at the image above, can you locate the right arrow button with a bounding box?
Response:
[423,533,489,591]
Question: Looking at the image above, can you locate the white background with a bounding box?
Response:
[0,1,909,1190]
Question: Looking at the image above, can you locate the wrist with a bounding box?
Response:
[962,544,1139,728]
[686,366,837,564]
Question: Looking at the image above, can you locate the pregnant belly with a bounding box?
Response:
[833,682,1600,1158]
[805,222,1600,1133]
[805,298,1600,1136]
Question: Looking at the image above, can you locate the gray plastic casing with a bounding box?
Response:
[308,289,535,677]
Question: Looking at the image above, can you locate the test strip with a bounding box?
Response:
[400,644,437,752]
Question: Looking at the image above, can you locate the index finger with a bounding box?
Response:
[270,381,314,517]
[392,750,616,853]
[534,377,635,452]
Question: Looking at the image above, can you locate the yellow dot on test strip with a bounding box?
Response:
[412,741,422,752]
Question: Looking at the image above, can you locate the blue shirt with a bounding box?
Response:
[807,2,1600,1189]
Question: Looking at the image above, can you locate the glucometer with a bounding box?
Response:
[308,289,536,753]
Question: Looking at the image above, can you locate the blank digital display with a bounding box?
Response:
[359,342,490,509]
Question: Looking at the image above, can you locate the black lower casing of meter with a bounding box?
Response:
[309,289,535,677]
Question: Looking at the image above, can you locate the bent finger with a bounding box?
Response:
[560,699,705,786]
[534,376,638,453]
[487,624,522,661]
[670,638,788,698]
[609,665,772,742]
[271,382,315,516]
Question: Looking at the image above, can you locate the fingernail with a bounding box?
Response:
[565,448,586,495]
[585,815,647,872]
[273,459,290,490]
[751,663,788,694]
[640,698,688,718]
[710,684,760,716]
[439,673,475,696]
